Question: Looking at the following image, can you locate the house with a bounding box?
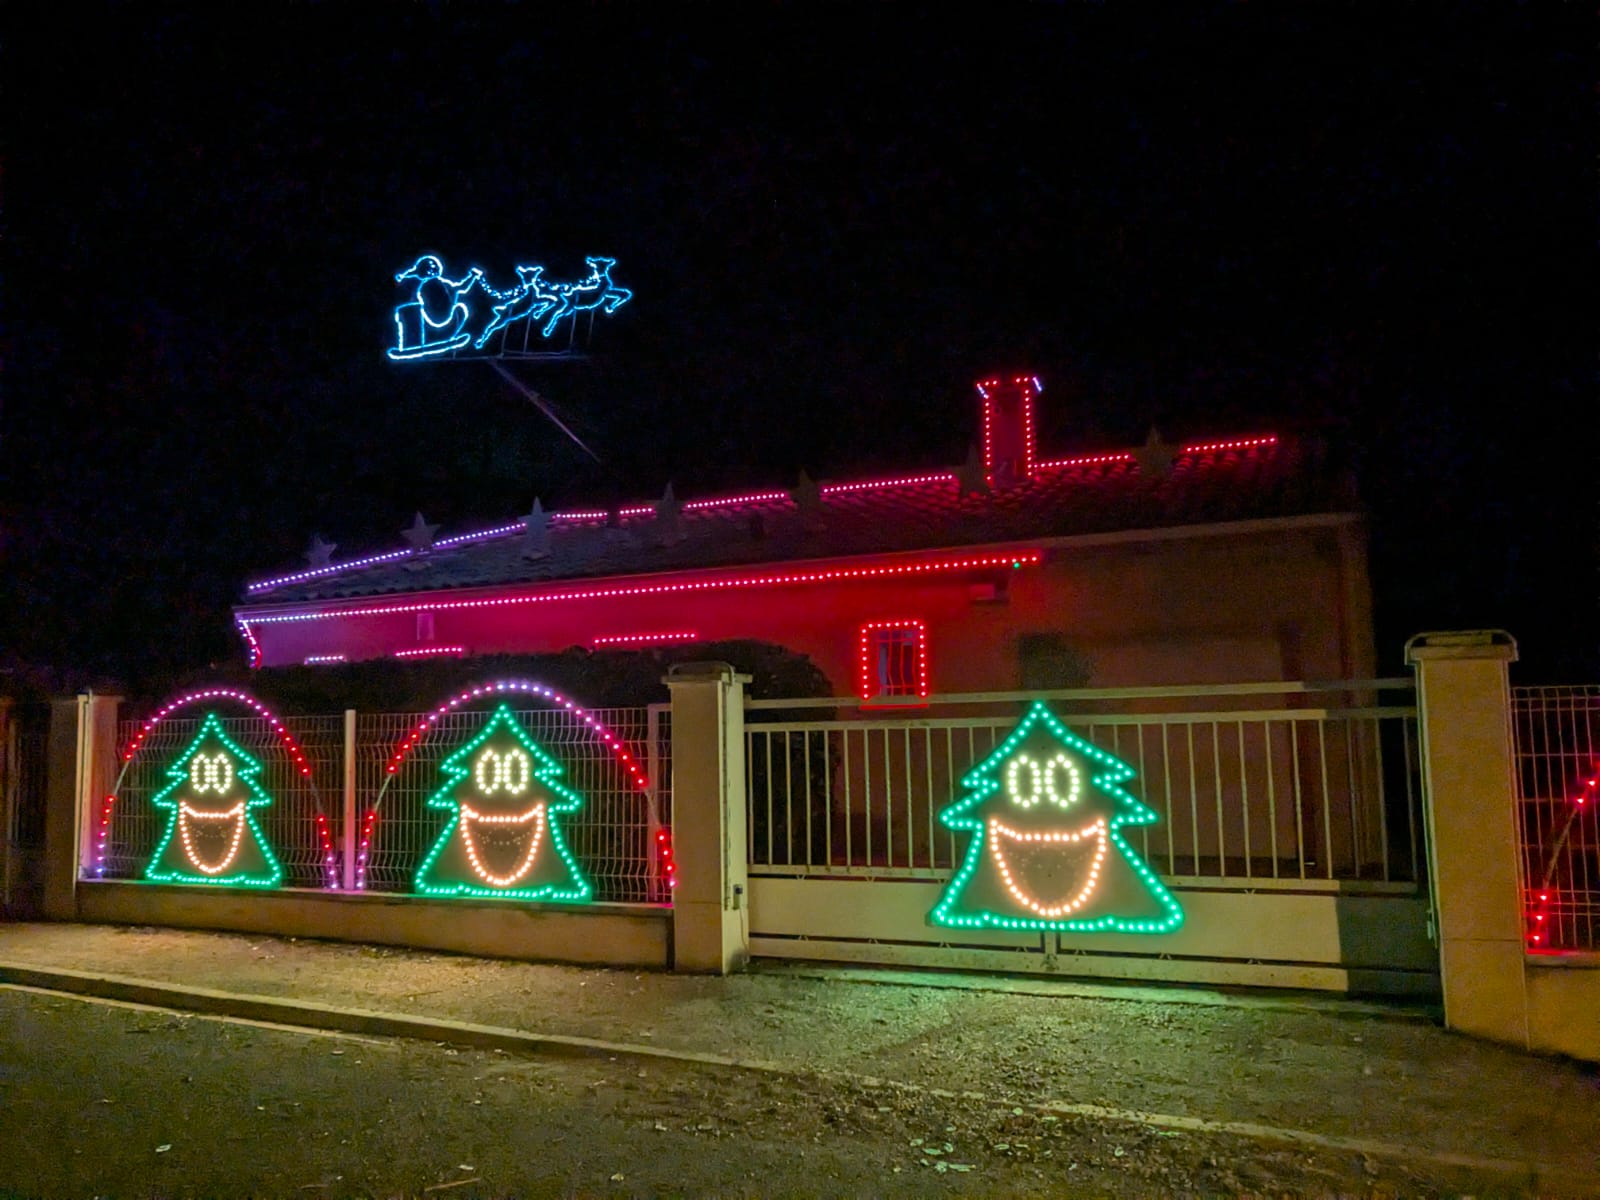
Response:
[234,375,1374,696]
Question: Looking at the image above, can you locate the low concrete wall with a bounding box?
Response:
[749,876,1438,995]
[75,882,672,970]
[1525,958,1600,1063]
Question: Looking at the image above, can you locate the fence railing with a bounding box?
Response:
[744,681,1423,886]
[101,703,670,904]
[1513,685,1600,952]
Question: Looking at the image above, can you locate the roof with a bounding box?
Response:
[239,432,1354,607]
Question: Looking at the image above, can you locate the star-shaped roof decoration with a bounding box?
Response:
[304,535,337,568]
[402,512,440,553]
[1132,428,1179,478]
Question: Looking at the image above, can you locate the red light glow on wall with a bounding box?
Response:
[238,552,1043,657]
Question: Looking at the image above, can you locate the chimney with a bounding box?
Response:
[976,374,1042,488]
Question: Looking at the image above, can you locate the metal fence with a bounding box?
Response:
[745,681,1423,885]
[105,714,346,889]
[362,704,666,903]
[101,703,669,903]
[1513,685,1600,952]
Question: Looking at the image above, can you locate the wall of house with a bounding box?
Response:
[252,516,1373,692]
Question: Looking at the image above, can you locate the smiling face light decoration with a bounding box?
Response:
[413,704,592,902]
[931,702,1182,934]
[145,713,285,887]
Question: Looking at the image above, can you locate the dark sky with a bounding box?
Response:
[3,3,1593,688]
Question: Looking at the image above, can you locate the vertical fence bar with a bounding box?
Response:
[341,710,357,890]
[1187,723,1200,875]
[1212,721,1225,875]
[843,728,853,868]
[1292,720,1307,879]
[1318,721,1334,880]
[883,727,894,868]
[803,730,814,867]
[1238,721,1252,878]
[1402,717,1421,883]
[1265,719,1280,879]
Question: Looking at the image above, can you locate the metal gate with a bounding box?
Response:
[742,681,1436,991]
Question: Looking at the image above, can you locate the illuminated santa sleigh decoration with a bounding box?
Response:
[388,254,632,362]
[930,701,1184,935]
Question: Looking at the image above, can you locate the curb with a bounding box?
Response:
[0,961,777,1072]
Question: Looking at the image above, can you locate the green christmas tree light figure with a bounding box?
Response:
[931,701,1183,933]
[414,703,592,902]
[145,712,285,888]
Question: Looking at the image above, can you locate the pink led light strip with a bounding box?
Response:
[369,680,654,890]
[592,631,699,647]
[100,688,338,887]
[683,490,791,511]
[821,472,957,496]
[239,552,1043,637]
[394,645,466,659]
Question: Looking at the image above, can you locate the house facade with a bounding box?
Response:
[235,376,1374,695]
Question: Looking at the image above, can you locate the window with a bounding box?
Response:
[859,620,929,703]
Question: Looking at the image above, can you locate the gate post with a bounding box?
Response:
[665,663,750,973]
[43,692,121,919]
[1406,630,1528,1047]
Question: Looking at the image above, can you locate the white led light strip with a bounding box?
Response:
[458,802,546,887]
[1004,753,1081,809]
[177,802,248,875]
[473,748,531,795]
[986,816,1108,918]
[188,752,236,795]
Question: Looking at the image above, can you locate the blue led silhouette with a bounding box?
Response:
[388,255,632,359]
[389,256,486,361]
[535,256,633,338]
[475,265,564,349]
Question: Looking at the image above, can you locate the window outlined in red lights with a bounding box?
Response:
[859,620,929,705]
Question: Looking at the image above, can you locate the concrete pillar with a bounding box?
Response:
[665,663,750,973]
[1405,631,1527,1047]
[43,693,122,919]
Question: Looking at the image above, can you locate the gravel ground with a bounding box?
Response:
[1,923,1596,1196]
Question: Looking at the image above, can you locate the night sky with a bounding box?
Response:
[4,4,1593,689]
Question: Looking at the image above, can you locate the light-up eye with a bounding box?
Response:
[474,747,531,795]
[1005,753,1081,809]
[188,752,235,795]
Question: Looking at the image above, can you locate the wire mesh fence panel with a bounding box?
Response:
[101,714,345,888]
[1513,685,1600,951]
[746,692,1421,885]
[358,704,663,902]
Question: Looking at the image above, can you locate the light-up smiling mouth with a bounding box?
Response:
[177,801,248,875]
[459,802,547,887]
[986,817,1108,918]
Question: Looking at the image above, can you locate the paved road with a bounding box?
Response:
[1,987,1585,1198]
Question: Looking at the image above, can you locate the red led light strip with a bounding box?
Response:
[655,827,677,892]
[1527,767,1597,950]
[100,688,324,882]
[858,619,930,702]
[238,553,1043,651]
[394,645,466,659]
[1035,451,1137,470]
[354,806,379,890]
[1179,435,1278,454]
[592,631,699,647]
